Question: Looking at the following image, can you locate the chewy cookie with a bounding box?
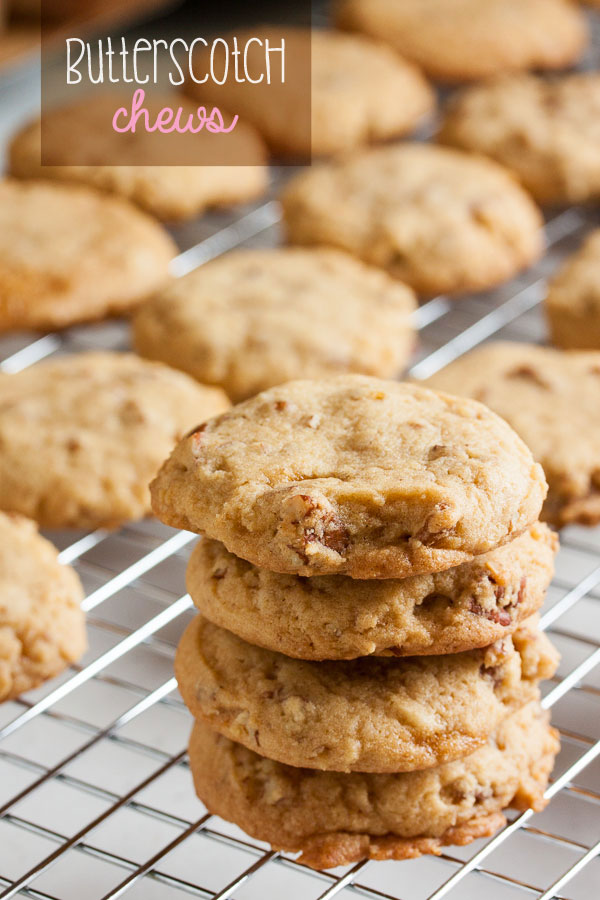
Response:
[0,352,229,530]
[0,511,86,701]
[0,179,175,332]
[281,143,544,297]
[133,248,417,401]
[187,524,557,660]
[189,701,558,869]
[151,377,547,579]
[176,615,557,773]
[547,231,600,350]
[186,27,434,158]
[9,94,268,222]
[439,72,600,205]
[335,0,588,83]
[425,342,600,528]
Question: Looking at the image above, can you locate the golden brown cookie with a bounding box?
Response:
[176,615,558,773]
[151,377,547,579]
[281,143,544,297]
[439,73,600,205]
[547,231,600,350]
[186,524,557,660]
[189,701,559,869]
[132,248,417,401]
[9,94,268,222]
[0,179,176,331]
[186,27,434,157]
[0,511,86,701]
[335,0,588,83]
[425,342,600,528]
[0,352,229,529]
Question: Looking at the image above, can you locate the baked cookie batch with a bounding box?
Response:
[152,377,560,868]
[2,0,600,873]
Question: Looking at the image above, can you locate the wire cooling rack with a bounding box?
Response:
[1,12,600,900]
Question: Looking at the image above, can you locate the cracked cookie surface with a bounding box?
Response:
[0,352,229,529]
[0,511,86,701]
[189,700,558,868]
[425,342,600,528]
[133,248,417,402]
[439,72,600,204]
[335,0,587,83]
[546,230,600,350]
[176,615,557,773]
[0,178,176,331]
[281,143,544,296]
[187,524,556,660]
[151,377,546,579]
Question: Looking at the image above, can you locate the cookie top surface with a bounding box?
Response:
[133,248,417,402]
[0,179,176,331]
[176,615,557,773]
[547,230,600,349]
[187,523,557,660]
[425,342,600,528]
[151,376,547,579]
[439,73,600,204]
[189,701,558,869]
[0,511,86,701]
[9,95,268,221]
[281,143,544,296]
[336,0,587,83]
[0,352,229,529]
[187,27,434,157]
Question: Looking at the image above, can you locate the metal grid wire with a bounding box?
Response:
[1,15,600,900]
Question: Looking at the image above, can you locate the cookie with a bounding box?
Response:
[0,511,86,701]
[186,524,557,660]
[439,73,600,205]
[335,0,588,83]
[547,231,600,350]
[0,179,176,332]
[425,342,600,528]
[9,94,268,222]
[151,377,547,579]
[186,28,434,158]
[281,143,544,297]
[132,248,417,402]
[0,352,229,530]
[176,615,557,773]
[189,701,558,869]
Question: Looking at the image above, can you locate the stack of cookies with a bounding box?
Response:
[151,375,560,870]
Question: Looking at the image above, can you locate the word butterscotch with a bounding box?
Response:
[66,35,286,86]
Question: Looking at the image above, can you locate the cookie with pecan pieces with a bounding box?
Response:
[189,701,559,869]
[151,376,547,579]
[176,614,558,773]
[187,523,556,659]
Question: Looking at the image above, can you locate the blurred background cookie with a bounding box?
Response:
[0,511,86,702]
[9,93,268,222]
[546,230,600,348]
[335,0,588,82]
[0,178,176,331]
[133,247,417,401]
[0,352,229,529]
[281,143,544,297]
[439,73,600,204]
[425,342,600,528]
[186,27,435,158]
